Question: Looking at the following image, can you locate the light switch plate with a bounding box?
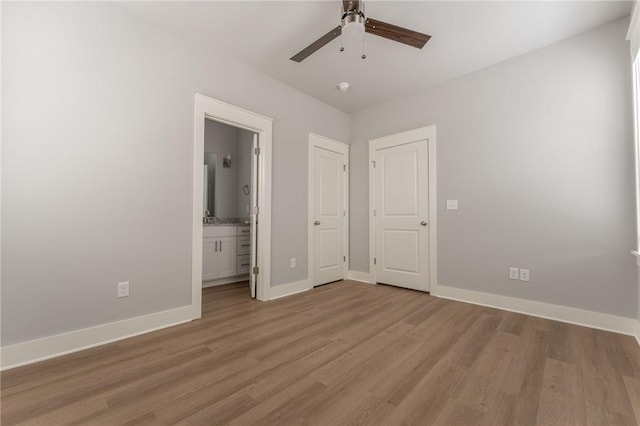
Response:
[446,200,458,210]
[509,267,519,280]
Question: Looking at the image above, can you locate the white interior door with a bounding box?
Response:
[250,133,258,298]
[374,139,429,291]
[312,145,346,285]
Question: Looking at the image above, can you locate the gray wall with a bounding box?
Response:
[350,18,637,318]
[205,119,239,218]
[2,2,349,345]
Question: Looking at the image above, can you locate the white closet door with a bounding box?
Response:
[313,146,345,285]
[374,139,429,291]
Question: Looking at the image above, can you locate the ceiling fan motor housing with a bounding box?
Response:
[341,0,365,28]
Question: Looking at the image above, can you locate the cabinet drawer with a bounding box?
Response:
[237,255,251,275]
[237,226,250,236]
[203,225,236,238]
[237,236,251,255]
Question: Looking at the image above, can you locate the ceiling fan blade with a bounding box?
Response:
[365,18,431,49]
[290,25,342,63]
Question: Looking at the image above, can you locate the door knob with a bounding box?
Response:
[420,221,428,226]
[314,221,321,226]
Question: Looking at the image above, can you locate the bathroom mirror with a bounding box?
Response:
[204,153,217,217]
[204,119,254,221]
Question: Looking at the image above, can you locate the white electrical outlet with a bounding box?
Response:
[117,281,130,298]
[509,267,519,280]
[519,269,530,282]
[290,258,296,268]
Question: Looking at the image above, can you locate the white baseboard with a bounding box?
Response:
[434,284,637,337]
[348,270,372,284]
[202,275,250,288]
[268,279,312,300]
[1,305,194,371]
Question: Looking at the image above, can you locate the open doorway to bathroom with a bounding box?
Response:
[202,119,257,298]
[191,94,273,320]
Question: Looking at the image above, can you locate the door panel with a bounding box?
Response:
[382,230,419,273]
[374,139,429,291]
[383,151,418,216]
[319,229,341,271]
[313,146,345,285]
[320,155,341,216]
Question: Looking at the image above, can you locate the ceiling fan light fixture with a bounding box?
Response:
[342,12,365,39]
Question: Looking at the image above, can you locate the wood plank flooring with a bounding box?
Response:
[2,280,639,425]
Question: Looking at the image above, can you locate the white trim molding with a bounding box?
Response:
[434,284,637,337]
[1,306,193,371]
[348,270,373,284]
[627,1,640,60]
[634,251,640,346]
[193,94,273,306]
[268,280,312,300]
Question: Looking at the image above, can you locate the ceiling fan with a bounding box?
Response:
[290,0,431,62]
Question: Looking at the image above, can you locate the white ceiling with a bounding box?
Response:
[118,1,632,113]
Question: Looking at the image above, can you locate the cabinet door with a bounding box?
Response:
[202,239,218,281]
[217,236,237,278]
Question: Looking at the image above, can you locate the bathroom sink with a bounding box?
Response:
[203,217,250,225]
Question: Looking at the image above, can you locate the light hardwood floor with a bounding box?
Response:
[2,280,639,425]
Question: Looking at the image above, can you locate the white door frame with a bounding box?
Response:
[368,125,438,293]
[308,133,350,286]
[192,93,273,319]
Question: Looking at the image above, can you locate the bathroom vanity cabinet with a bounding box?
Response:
[203,225,250,284]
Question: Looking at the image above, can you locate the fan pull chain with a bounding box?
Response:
[361,0,366,59]
[339,2,345,52]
